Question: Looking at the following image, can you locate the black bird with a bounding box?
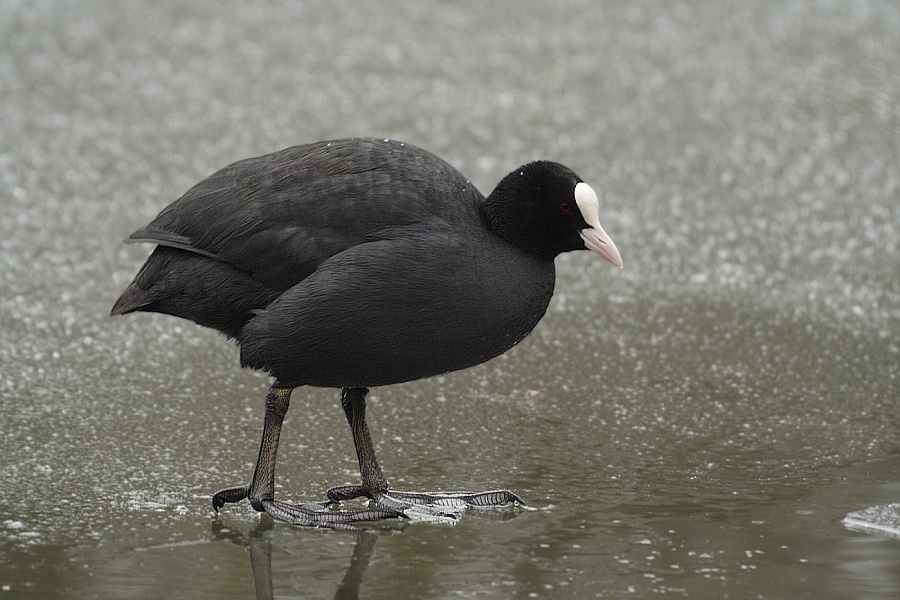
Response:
[112,138,622,528]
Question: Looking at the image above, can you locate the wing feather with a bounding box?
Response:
[124,139,472,292]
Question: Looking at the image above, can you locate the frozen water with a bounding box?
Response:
[1,1,898,599]
[844,504,900,540]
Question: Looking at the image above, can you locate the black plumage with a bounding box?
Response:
[112,137,621,528]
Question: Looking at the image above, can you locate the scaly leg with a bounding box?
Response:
[212,384,403,530]
[326,387,525,519]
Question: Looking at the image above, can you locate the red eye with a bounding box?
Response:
[559,202,571,213]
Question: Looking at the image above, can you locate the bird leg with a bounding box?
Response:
[326,387,526,519]
[212,384,404,530]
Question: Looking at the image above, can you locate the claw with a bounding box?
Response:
[212,484,250,513]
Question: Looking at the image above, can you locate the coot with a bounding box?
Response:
[112,138,622,528]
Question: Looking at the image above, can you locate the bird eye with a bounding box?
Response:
[558,202,571,213]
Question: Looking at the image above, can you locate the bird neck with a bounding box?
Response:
[481,187,554,261]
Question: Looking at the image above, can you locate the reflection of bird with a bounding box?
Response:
[112,138,622,528]
[212,519,381,600]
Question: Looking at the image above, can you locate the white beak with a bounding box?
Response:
[574,182,623,268]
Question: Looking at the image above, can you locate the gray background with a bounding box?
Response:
[1,2,898,598]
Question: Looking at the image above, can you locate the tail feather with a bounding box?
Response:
[110,285,152,316]
[110,245,279,339]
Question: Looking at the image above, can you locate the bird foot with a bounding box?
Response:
[327,485,526,523]
[212,485,406,531]
[260,499,405,531]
